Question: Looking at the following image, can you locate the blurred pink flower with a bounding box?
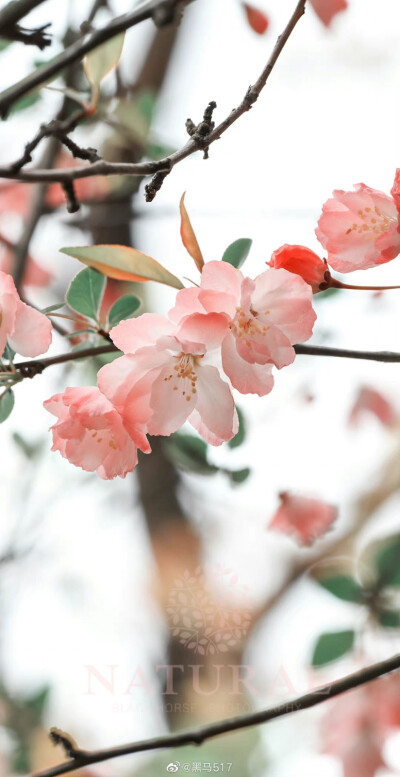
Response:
[98,312,238,446]
[268,492,337,546]
[348,386,398,428]
[316,182,400,272]
[170,262,316,396]
[310,0,348,27]
[44,386,149,480]
[0,270,52,357]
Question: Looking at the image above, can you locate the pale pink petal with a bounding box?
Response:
[148,358,196,436]
[177,312,230,351]
[189,406,239,447]
[169,286,205,323]
[198,260,242,317]
[98,350,167,408]
[193,364,236,445]
[8,299,52,356]
[234,319,295,368]
[110,313,175,354]
[221,332,275,395]
[250,268,316,344]
[269,493,337,546]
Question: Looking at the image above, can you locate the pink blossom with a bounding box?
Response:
[98,312,238,446]
[348,386,397,429]
[170,262,316,396]
[44,386,149,479]
[316,182,400,272]
[0,270,52,357]
[310,0,348,27]
[268,492,337,546]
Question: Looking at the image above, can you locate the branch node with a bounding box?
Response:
[49,728,81,760]
[62,181,80,213]
[186,100,217,159]
[144,168,170,202]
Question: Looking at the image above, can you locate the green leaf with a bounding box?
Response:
[10,91,41,114]
[66,328,97,338]
[164,433,218,476]
[375,534,400,588]
[60,244,184,290]
[228,467,251,485]
[228,406,246,449]
[25,685,50,717]
[41,303,64,314]
[66,267,106,321]
[222,238,252,269]
[84,33,125,89]
[108,294,141,329]
[377,609,400,629]
[0,39,11,53]
[312,630,355,667]
[0,389,14,423]
[319,575,363,603]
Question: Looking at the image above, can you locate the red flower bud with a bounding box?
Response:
[268,244,330,293]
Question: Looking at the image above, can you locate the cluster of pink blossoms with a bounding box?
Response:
[46,262,316,479]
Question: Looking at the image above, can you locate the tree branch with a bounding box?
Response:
[33,651,400,777]
[0,0,49,33]
[11,342,400,381]
[0,0,307,202]
[0,0,196,118]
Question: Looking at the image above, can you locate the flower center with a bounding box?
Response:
[91,429,117,450]
[230,307,269,340]
[164,353,200,402]
[346,206,396,240]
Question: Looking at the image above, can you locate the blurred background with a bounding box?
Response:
[2,0,400,775]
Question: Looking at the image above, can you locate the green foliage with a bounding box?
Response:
[375,534,400,588]
[228,406,246,449]
[165,433,251,484]
[0,389,14,423]
[165,433,218,476]
[319,574,363,603]
[222,238,252,269]
[66,267,106,322]
[228,467,251,484]
[312,629,355,667]
[377,609,400,628]
[10,92,41,114]
[108,294,141,329]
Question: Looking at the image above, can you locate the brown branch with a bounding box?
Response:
[33,651,400,777]
[0,0,196,118]
[12,342,400,382]
[0,0,307,200]
[0,0,49,32]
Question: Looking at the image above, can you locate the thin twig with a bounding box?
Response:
[0,0,307,203]
[0,0,196,117]
[33,651,400,777]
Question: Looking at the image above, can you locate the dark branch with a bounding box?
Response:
[12,342,400,381]
[0,0,196,118]
[33,651,400,777]
[0,0,49,32]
